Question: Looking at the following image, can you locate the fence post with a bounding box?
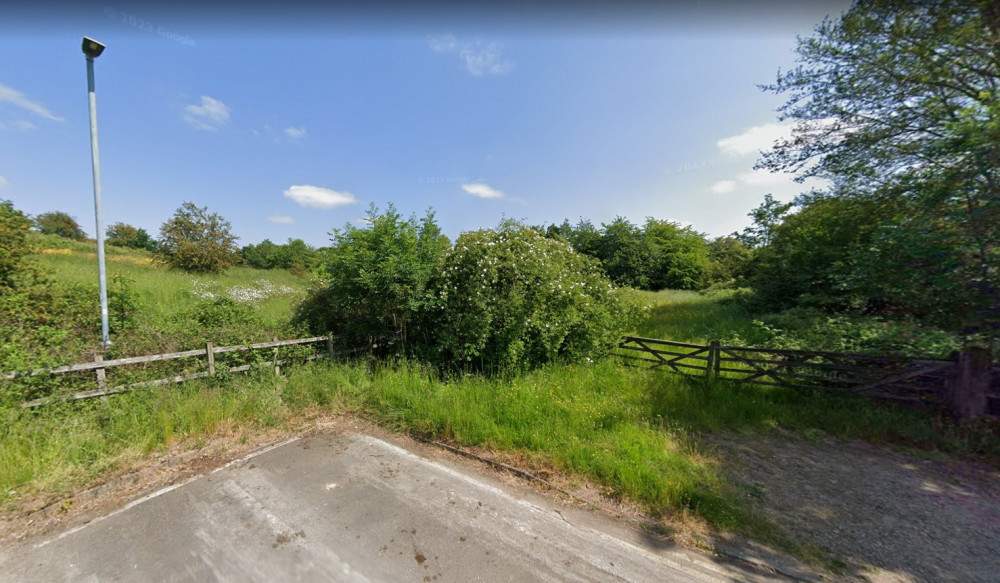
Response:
[327,332,334,360]
[273,337,280,376]
[95,353,107,400]
[206,342,215,376]
[707,341,721,380]
[946,347,989,422]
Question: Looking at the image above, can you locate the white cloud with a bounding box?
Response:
[461,182,505,199]
[267,215,295,224]
[0,84,64,122]
[183,95,231,131]
[710,180,736,194]
[428,34,458,53]
[717,122,794,157]
[283,185,357,209]
[285,126,306,139]
[428,35,513,76]
[0,176,8,188]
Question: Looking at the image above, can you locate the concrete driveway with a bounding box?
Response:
[0,430,788,582]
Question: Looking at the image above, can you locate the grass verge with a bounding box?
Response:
[4,356,995,569]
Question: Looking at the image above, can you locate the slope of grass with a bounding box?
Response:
[17,240,311,365]
[632,289,770,345]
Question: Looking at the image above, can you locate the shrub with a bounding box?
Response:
[34,211,87,241]
[0,200,36,290]
[157,202,240,274]
[294,204,449,345]
[106,222,156,251]
[422,220,641,372]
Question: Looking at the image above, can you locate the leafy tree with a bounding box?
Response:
[106,222,156,251]
[242,238,318,271]
[0,200,36,290]
[34,211,87,240]
[758,0,1000,339]
[707,236,754,286]
[294,204,449,344]
[748,193,897,312]
[156,202,240,274]
[597,216,655,289]
[736,194,793,248]
[643,218,711,290]
[241,239,282,269]
[423,220,640,372]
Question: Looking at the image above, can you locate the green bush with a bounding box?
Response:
[0,200,35,290]
[294,204,449,345]
[34,211,87,241]
[106,222,156,251]
[157,202,240,274]
[422,220,641,372]
[727,306,960,359]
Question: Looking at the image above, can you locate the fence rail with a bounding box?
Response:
[616,336,999,420]
[3,333,355,408]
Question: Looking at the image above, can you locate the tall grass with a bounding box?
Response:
[632,289,770,345]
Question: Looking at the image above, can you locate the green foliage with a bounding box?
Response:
[422,220,641,372]
[642,218,711,290]
[106,222,156,252]
[542,216,713,291]
[33,211,87,241]
[747,195,888,312]
[294,204,449,343]
[759,1,1000,340]
[0,200,36,290]
[241,238,318,272]
[707,236,754,286]
[156,202,240,274]
[741,307,961,359]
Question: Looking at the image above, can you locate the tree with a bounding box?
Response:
[736,194,793,248]
[106,222,156,251]
[156,202,239,274]
[643,218,711,290]
[0,200,36,290]
[294,204,449,344]
[759,0,1000,338]
[707,236,754,286]
[241,239,282,269]
[596,216,655,289]
[34,211,87,240]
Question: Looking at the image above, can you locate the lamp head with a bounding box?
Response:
[82,37,106,58]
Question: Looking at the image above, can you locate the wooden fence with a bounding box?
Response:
[3,333,353,408]
[616,336,999,420]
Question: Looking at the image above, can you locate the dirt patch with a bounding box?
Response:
[701,430,1000,583]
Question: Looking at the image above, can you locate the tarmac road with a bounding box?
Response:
[0,431,787,582]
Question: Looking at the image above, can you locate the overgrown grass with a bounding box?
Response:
[17,240,310,364]
[5,355,995,568]
[633,289,770,345]
[3,277,995,570]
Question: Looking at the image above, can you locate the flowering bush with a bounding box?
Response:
[422,220,640,372]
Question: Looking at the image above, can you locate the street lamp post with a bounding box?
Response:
[83,36,111,349]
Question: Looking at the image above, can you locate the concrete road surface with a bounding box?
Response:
[0,431,788,582]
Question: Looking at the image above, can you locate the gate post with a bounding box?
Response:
[707,341,720,380]
[946,347,989,422]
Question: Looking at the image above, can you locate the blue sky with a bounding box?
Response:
[0,2,848,248]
